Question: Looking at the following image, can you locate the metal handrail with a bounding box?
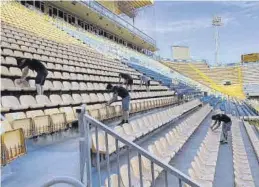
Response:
[243,116,259,120]
[41,176,85,187]
[80,1,156,46]
[77,104,201,187]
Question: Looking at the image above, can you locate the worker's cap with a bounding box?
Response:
[211,115,220,120]
[16,57,29,66]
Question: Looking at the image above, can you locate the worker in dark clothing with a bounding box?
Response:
[106,83,130,125]
[119,73,133,91]
[138,75,151,92]
[17,58,48,95]
[211,113,232,144]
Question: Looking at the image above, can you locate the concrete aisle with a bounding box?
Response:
[154,107,215,187]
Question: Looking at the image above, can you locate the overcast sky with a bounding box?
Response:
[122,1,259,65]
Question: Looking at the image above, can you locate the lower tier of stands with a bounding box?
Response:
[1,95,177,165]
[2,97,259,187]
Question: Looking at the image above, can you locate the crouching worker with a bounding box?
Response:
[17,58,48,95]
[211,113,232,144]
[139,75,151,92]
[106,83,130,125]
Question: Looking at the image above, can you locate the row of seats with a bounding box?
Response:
[188,127,221,187]
[0,55,159,87]
[1,55,139,79]
[1,65,142,84]
[1,28,137,73]
[1,33,110,61]
[1,91,174,112]
[1,128,26,166]
[103,103,210,187]
[1,96,176,139]
[1,46,138,75]
[0,96,177,166]
[1,25,72,48]
[90,97,176,122]
[1,25,127,70]
[232,118,255,187]
[1,78,164,93]
[243,122,259,161]
[1,24,99,56]
[91,99,201,155]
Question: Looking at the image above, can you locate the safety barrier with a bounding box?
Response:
[76,105,201,187]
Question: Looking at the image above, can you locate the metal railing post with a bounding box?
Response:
[95,126,101,187]
[179,178,183,187]
[127,146,132,187]
[138,153,144,187]
[115,139,121,187]
[105,133,111,187]
[151,161,155,187]
[77,105,86,183]
[84,110,92,187]
[164,171,168,187]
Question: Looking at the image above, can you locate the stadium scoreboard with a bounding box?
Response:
[172,46,190,60]
[241,53,259,63]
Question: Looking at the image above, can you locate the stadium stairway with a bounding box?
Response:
[170,82,198,95]
[127,62,172,87]
[153,103,215,186]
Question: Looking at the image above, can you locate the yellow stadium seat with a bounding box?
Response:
[5,112,33,138]
[1,129,26,166]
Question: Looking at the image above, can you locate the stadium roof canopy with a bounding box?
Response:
[97,0,154,17]
[49,1,156,51]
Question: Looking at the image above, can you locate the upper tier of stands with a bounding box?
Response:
[162,61,245,99]
[242,63,259,97]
